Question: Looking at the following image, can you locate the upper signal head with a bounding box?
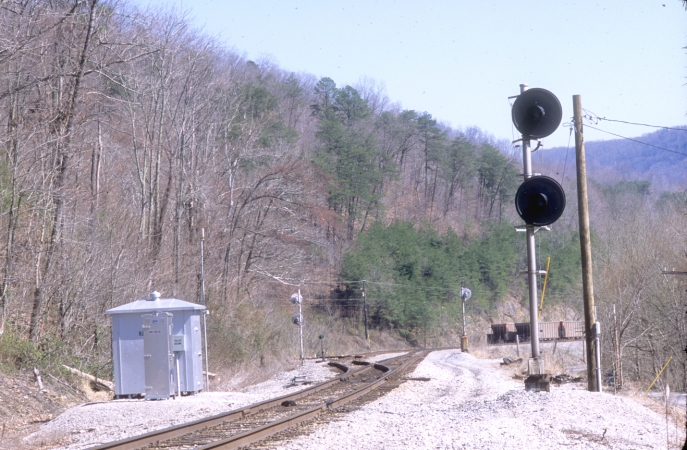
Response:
[511,88,562,139]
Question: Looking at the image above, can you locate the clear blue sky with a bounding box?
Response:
[135,0,686,149]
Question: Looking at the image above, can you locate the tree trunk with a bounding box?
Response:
[29,0,98,342]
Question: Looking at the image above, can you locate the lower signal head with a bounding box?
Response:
[515,176,566,226]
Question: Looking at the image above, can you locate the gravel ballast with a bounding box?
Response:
[24,353,404,449]
[24,350,681,449]
[280,350,678,449]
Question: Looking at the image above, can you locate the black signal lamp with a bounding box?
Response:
[515,176,566,226]
[511,88,562,139]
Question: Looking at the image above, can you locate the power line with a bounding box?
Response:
[363,280,472,294]
[598,118,687,132]
[582,109,687,132]
[583,124,687,158]
[561,123,573,181]
[259,276,478,295]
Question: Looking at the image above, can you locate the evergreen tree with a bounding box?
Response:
[340,221,519,338]
[312,78,391,239]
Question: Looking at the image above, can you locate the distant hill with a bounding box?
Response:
[542,126,687,192]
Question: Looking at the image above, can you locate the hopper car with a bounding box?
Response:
[487,321,584,344]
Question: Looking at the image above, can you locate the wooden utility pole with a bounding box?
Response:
[573,95,599,392]
[200,228,210,392]
[362,280,369,344]
[660,269,687,447]
[613,304,622,391]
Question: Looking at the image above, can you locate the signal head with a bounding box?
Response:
[511,88,562,139]
[515,176,566,226]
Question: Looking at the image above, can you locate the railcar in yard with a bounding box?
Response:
[487,321,584,344]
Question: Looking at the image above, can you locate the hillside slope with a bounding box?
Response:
[544,127,687,191]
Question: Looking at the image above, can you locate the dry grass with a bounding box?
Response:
[79,379,114,403]
[211,322,411,391]
[615,384,687,449]
[621,383,683,421]
[9,429,75,450]
[468,337,589,382]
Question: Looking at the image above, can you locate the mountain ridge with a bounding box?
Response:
[541,126,687,192]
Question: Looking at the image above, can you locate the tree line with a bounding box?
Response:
[0,0,518,368]
[0,0,684,394]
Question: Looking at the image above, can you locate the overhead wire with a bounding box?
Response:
[258,276,478,296]
[582,123,687,158]
[363,280,473,294]
[581,109,687,132]
[577,109,687,156]
[533,112,687,313]
[598,119,686,131]
[560,124,574,181]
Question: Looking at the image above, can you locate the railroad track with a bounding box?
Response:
[92,350,428,450]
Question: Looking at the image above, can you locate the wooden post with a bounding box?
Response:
[362,280,369,344]
[33,367,44,391]
[613,304,622,390]
[573,95,599,392]
[200,228,210,392]
[660,270,687,447]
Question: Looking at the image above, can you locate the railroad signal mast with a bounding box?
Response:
[460,286,471,352]
[511,84,565,390]
[290,290,304,363]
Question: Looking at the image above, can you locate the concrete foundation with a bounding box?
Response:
[525,374,551,392]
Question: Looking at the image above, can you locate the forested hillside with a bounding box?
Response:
[0,1,685,392]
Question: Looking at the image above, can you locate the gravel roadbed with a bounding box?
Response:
[24,353,405,449]
[24,350,682,449]
[279,350,679,449]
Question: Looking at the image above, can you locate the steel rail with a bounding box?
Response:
[93,351,426,450]
[198,351,426,449]
[91,361,362,450]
